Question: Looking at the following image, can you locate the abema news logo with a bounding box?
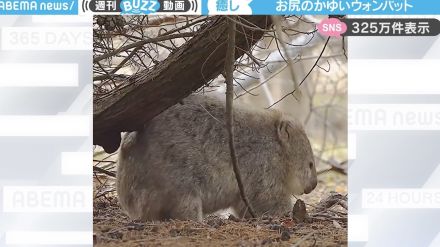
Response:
[0,0,77,15]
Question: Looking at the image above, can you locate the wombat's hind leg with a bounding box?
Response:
[166,195,203,221]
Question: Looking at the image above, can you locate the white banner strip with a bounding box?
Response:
[348,133,357,159]
[5,231,92,245]
[349,59,440,94]
[348,214,369,242]
[32,15,92,23]
[0,116,90,137]
[61,152,92,175]
[0,63,78,87]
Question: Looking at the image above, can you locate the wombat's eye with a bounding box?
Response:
[309,162,314,169]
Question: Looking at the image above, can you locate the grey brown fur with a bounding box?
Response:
[117,94,317,221]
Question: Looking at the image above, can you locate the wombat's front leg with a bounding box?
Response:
[232,197,293,218]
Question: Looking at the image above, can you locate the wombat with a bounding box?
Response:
[117,94,317,221]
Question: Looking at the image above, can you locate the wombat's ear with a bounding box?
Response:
[277,120,292,143]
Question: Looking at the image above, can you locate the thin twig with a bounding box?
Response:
[225,16,256,218]
[266,36,331,109]
[94,32,195,63]
[94,46,141,81]
[272,15,301,101]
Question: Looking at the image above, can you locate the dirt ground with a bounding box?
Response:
[93,172,347,247]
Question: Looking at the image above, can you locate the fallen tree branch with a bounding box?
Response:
[94,16,272,153]
[93,166,116,178]
[316,157,347,175]
[312,192,347,214]
[225,16,256,219]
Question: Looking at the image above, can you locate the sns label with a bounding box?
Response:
[318,18,347,37]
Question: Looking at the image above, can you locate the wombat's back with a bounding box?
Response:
[117,94,315,221]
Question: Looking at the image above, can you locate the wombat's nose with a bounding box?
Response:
[304,177,318,194]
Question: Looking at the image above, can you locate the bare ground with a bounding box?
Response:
[93,172,347,247]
